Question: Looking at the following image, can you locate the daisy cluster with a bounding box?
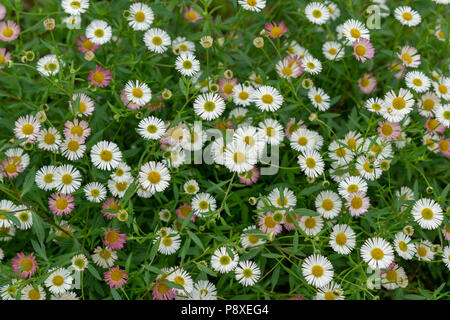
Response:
[0,0,449,301]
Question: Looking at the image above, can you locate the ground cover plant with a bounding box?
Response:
[0,0,449,301]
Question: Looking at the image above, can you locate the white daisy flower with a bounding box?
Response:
[0,200,16,229]
[442,246,450,271]
[124,80,152,106]
[433,77,450,100]
[138,161,171,194]
[44,268,73,295]
[83,182,107,203]
[418,92,440,118]
[175,52,200,77]
[210,137,226,165]
[322,41,345,61]
[127,2,154,31]
[250,85,284,112]
[393,232,416,260]
[315,190,342,219]
[240,225,266,248]
[301,254,334,288]
[233,83,254,107]
[360,237,394,269]
[37,54,64,76]
[193,92,226,121]
[290,128,316,152]
[302,55,323,75]
[341,19,370,43]
[238,0,266,12]
[90,140,123,171]
[14,114,41,143]
[187,280,217,300]
[329,224,356,255]
[434,104,450,128]
[328,140,354,165]
[338,175,368,199]
[0,280,18,300]
[107,177,133,198]
[71,254,88,272]
[137,116,166,140]
[382,265,408,290]
[235,260,261,286]
[308,87,330,111]
[315,282,345,300]
[110,162,132,183]
[21,284,46,300]
[86,19,112,45]
[180,126,207,151]
[257,118,284,146]
[61,0,89,15]
[411,198,443,230]
[364,97,386,115]
[355,156,381,181]
[92,246,117,268]
[143,28,171,53]
[54,164,82,194]
[382,88,414,122]
[172,36,196,54]
[60,135,86,161]
[15,206,33,230]
[405,71,431,93]
[211,247,239,273]
[167,267,194,294]
[394,6,421,27]
[154,227,181,255]
[183,179,199,194]
[297,149,325,178]
[299,215,323,236]
[191,192,217,217]
[71,93,95,117]
[37,127,61,152]
[35,165,58,191]
[305,2,330,25]
[267,187,297,209]
[415,240,434,261]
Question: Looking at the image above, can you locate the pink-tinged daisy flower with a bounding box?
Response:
[389,60,407,79]
[285,118,306,139]
[283,211,301,231]
[0,156,24,178]
[276,55,304,79]
[238,166,260,185]
[149,97,166,112]
[0,47,11,69]
[438,138,450,157]
[397,46,421,68]
[76,35,100,54]
[88,65,112,88]
[259,211,283,235]
[424,117,445,136]
[0,4,6,20]
[358,73,377,94]
[104,228,126,250]
[0,20,20,42]
[176,202,196,222]
[184,7,203,23]
[120,88,145,110]
[152,276,177,300]
[104,266,128,288]
[48,193,75,216]
[346,191,370,216]
[101,197,120,219]
[352,38,374,63]
[265,21,288,38]
[63,119,91,142]
[11,252,38,279]
[218,78,237,100]
[377,121,401,141]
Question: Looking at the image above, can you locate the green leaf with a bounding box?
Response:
[21,166,36,196]
[293,208,319,216]
[186,230,204,250]
[31,212,45,244]
[87,264,102,281]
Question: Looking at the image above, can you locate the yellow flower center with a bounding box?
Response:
[248,235,259,244]
[312,9,322,18]
[314,95,322,103]
[264,215,276,228]
[438,84,448,94]
[417,246,427,257]
[52,275,64,286]
[385,270,397,282]
[61,174,73,185]
[28,289,41,300]
[182,60,193,69]
[421,208,434,220]
[198,200,209,210]
[233,151,246,164]
[204,101,216,112]
[370,248,384,260]
[392,97,406,110]
[398,241,408,252]
[135,11,146,22]
[305,157,316,168]
[220,255,231,265]
[347,184,358,193]
[100,150,113,161]
[328,48,337,55]
[261,94,274,104]
[297,136,308,146]
[55,197,69,211]
[270,26,283,37]
[2,28,14,38]
[223,84,234,95]
[423,99,434,111]
[350,28,361,38]
[94,29,104,38]
[43,173,54,183]
[311,265,324,277]
[402,12,412,21]
[238,91,249,100]
[22,124,34,135]
[19,258,34,272]
[322,199,334,211]
[335,233,347,245]
[355,44,366,56]
[99,249,111,259]
[106,230,119,244]
[110,269,123,282]
[82,39,94,50]
[152,36,162,46]
[412,78,422,86]
[132,88,143,98]
[401,53,412,64]
[304,217,316,229]
[93,71,105,84]
[67,140,79,152]
[351,196,363,209]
